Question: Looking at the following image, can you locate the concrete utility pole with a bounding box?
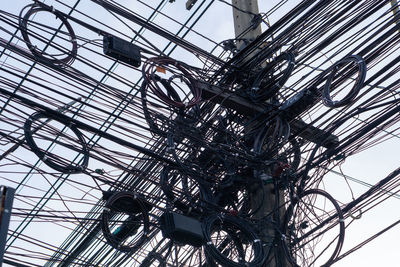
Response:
[231,1,288,266]
[232,0,262,44]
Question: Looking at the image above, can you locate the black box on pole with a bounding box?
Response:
[103,35,142,67]
[160,212,204,247]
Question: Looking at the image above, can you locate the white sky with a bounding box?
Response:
[1,0,400,266]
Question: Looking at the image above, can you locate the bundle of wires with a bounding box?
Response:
[19,2,78,66]
[142,57,202,108]
[24,111,89,174]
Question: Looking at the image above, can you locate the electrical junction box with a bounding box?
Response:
[161,211,204,247]
[103,35,141,67]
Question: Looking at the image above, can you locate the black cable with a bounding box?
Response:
[202,213,266,267]
[281,189,345,267]
[101,191,151,253]
[142,56,202,108]
[250,52,296,102]
[19,3,78,65]
[24,111,89,174]
[160,165,209,215]
[322,54,366,108]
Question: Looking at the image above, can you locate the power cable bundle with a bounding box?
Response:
[24,111,89,174]
[250,52,295,102]
[202,213,266,267]
[4,0,400,266]
[253,116,291,160]
[281,189,345,267]
[101,191,151,252]
[160,165,209,215]
[19,3,78,66]
[321,55,366,108]
[142,57,202,109]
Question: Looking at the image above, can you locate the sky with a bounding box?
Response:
[1,0,400,266]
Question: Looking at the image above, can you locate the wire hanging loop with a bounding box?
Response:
[142,57,202,109]
[24,111,89,174]
[250,51,296,102]
[101,191,151,253]
[19,2,78,66]
[322,54,366,108]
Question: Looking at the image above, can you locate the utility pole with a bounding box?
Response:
[232,0,262,47]
[231,1,288,266]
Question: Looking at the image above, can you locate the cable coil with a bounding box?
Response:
[142,57,202,108]
[101,191,151,252]
[19,3,78,65]
[24,111,89,174]
[203,214,266,267]
[250,52,295,102]
[322,55,366,108]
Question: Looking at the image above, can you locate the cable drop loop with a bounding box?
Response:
[322,54,366,108]
[24,111,89,174]
[19,3,78,66]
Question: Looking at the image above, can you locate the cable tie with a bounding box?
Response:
[339,219,345,223]
[187,206,192,213]
[251,86,259,91]
[70,38,77,43]
[51,6,55,13]
[207,241,213,245]
[42,155,48,161]
[281,234,286,241]
[289,61,296,65]
[357,60,363,64]
[103,207,110,212]
[254,239,260,243]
